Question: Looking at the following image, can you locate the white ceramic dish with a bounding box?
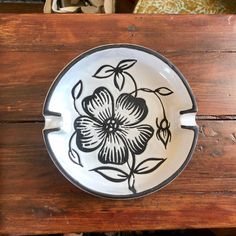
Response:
[43,44,198,199]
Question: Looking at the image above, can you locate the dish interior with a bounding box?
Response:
[43,46,197,198]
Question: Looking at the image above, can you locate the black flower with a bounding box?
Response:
[74,87,154,165]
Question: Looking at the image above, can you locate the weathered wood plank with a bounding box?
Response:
[1,193,235,234]
[1,14,236,234]
[0,3,43,13]
[0,51,236,121]
[0,121,235,233]
[0,14,236,52]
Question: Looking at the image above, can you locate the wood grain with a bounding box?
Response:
[1,14,236,234]
[1,14,236,52]
[0,121,236,234]
[0,51,236,121]
[0,3,43,13]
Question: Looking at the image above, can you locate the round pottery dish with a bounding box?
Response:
[43,44,198,199]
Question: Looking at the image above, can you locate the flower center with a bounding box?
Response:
[103,118,119,133]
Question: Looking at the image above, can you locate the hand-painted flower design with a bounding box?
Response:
[74,87,154,165]
[69,59,172,194]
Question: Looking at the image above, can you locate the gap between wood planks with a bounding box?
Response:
[3,49,236,53]
[197,115,236,120]
[1,115,236,124]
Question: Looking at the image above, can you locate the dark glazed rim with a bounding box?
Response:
[43,44,198,199]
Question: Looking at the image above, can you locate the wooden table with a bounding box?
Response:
[0,14,236,234]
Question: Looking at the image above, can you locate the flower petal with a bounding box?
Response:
[82,87,114,122]
[74,116,105,152]
[115,93,148,125]
[120,125,154,155]
[98,133,128,165]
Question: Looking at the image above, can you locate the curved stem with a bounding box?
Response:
[68,131,76,152]
[73,99,81,115]
[127,159,131,170]
[130,88,166,117]
[68,131,83,167]
[127,152,136,194]
[123,71,138,97]
[130,88,152,95]
[130,152,136,173]
[153,92,166,118]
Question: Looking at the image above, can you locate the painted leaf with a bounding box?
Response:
[72,80,83,100]
[69,148,83,167]
[117,59,137,70]
[155,87,173,96]
[114,72,125,91]
[90,167,129,182]
[93,65,115,78]
[134,158,166,174]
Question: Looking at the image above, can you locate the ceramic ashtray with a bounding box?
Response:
[43,44,198,199]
